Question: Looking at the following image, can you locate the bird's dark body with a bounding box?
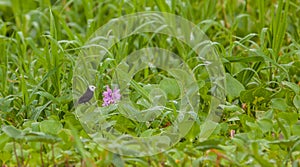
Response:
[78,87,94,104]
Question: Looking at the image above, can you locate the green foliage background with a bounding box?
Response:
[0,0,300,166]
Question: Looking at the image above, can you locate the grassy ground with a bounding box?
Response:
[0,0,300,166]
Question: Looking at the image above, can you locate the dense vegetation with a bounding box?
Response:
[0,0,299,166]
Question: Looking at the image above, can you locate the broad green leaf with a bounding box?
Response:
[159,77,180,100]
[220,104,244,113]
[241,87,273,105]
[275,117,289,139]
[270,98,288,111]
[278,112,298,126]
[239,114,255,131]
[39,120,63,135]
[246,121,261,134]
[225,73,245,101]
[2,125,24,140]
[292,124,300,136]
[25,132,61,143]
[140,129,156,137]
[231,137,246,148]
[293,95,300,110]
[64,112,83,130]
[257,119,273,133]
[253,87,273,102]
[198,120,218,141]
[240,89,255,103]
[149,88,167,106]
[218,145,236,152]
[261,110,273,120]
[112,153,125,167]
[0,133,10,149]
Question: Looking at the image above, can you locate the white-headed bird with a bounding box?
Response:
[77,85,96,104]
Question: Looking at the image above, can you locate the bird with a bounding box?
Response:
[77,85,96,104]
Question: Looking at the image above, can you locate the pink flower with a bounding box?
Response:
[230,130,235,139]
[102,85,121,106]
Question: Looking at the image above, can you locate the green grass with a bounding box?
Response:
[0,0,300,166]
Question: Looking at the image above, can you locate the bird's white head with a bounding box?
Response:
[88,85,96,92]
